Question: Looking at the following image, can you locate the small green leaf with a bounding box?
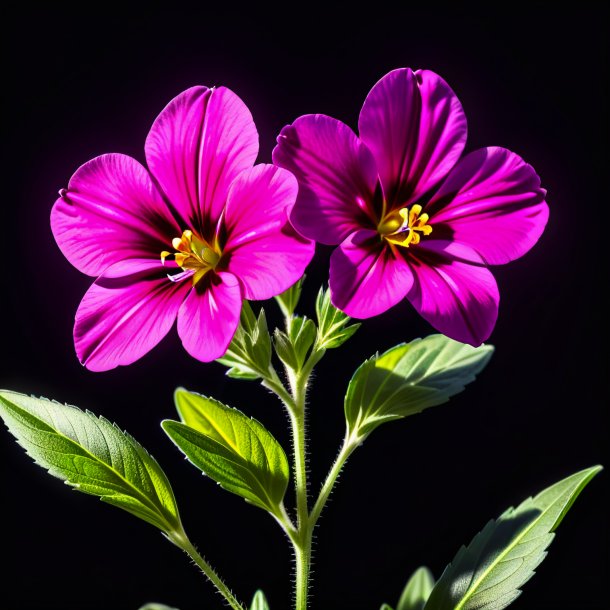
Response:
[163,389,290,514]
[380,605,395,610]
[345,334,493,438]
[397,567,434,610]
[274,276,305,318]
[0,390,182,534]
[273,329,294,367]
[316,287,360,350]
[250,589,270,610]
[290,317,317,366]
[274,316,317,371]
[424,465,602,610]
[217,301,272,380]
[139,604,179,610]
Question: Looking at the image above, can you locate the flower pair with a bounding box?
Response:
[52,69,548,371]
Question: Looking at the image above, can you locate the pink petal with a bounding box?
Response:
[272,114,379,245]
[358,68,467,207]
[426,147,549,265]
[177,271,242,362]
[406,241,499,346]
[74,259,188,371]
[145,86,258,233]
[51,154,179,277]
[222,164,314,300]
[329,229,413,318]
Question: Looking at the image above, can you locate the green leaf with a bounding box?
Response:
[139,604,179,610]
[274,316,317,371]
[345,334,493,438]
[217,301,272,380]
[380,605,395,610]
[250,589,270,610]
[274,276,304,318]
[315,287,360,350]
[163,389,290,514]
[0,390,182,534]
[424,465,602,610]
[397,567,434,610]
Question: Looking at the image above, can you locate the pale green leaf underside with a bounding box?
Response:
[345,334,493,437]
[424,465,602,610]
[398,566,435,610]
[275,316,317,371]
[0,390,181,534]
[316,287,360,350]
[139,604,180,610]
[217,301,272,379]
[164,389,289,513]
[250,589,270,610]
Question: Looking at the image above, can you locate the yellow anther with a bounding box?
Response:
[161,229,221,285]
[378,204,433,248]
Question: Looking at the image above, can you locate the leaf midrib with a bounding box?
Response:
[174,425,281,510]
[453,500,557,610]
[4,399,172,529]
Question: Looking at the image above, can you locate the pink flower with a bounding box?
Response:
[52,86,313,371]
[273,68,548,346]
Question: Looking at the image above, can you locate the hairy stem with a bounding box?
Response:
[262,366,296,409]
[288,386,310,610]
[310,432,359,529]
[262,345,316,609]
[170,529,245,610]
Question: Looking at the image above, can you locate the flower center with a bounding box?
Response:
[161,230,221,285]
[378,204,433,247]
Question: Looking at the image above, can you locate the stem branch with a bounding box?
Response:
[310,432,359,529]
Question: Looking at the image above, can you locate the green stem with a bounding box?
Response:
[291,379,309,529]
[288,395,310,610]
[170,529,245,610]
[263,337,332,609]
[310,432,359,529]
[261,366,295,409]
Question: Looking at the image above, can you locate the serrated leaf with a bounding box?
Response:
[345,334,493,438]
[0,390,181,534]
[424,466,602,610]
[139,604,179,610]
[217,301,272,380]
[274,316,316,371]
[274,276,304,318]
[398,567,434,610]
[163,389,289,514]
[315,287,360,349]
[250,589,270,610]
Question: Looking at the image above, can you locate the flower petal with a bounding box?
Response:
[74,259,188,371]
[177,271,242,362]
[406,241,499,346]
[427,147,549,265]
[145,86,258,233]
[329,229,413,318]
[273,114,379,245]
[51,154,179,277]
[222,164,314,300]
[358,68,467,207]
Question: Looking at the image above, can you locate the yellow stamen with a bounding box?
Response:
[378,204,433,248]
[161,229,221,285]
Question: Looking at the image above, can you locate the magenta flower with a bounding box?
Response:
[52,86,313,371]
[273,68,548,345]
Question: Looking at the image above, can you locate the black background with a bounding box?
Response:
[1,4,607,609]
